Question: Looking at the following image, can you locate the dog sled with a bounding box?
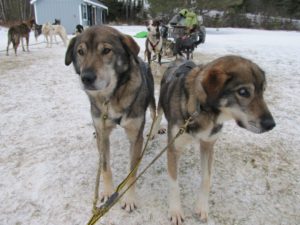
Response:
[161,9,206,60]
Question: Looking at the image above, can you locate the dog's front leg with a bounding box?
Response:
[147,50,152,65]
[195,140,215,222]
[25,35,29,52]
[54,34,58,44]
[93,118,114,203]
[144,49,147,62]
[50,33,53,48]
[168,127,184,225]
[21,37,25,52]
[123,117,145,212]
[6,40,11,56]
[44,35,49,47]
[158,52,162,65]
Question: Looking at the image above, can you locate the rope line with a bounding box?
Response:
[0,40,64,53]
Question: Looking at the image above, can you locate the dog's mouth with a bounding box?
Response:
[248,121,263,133]
[84,80,108,91]
[236,120,263,134]
[83,84,97,91]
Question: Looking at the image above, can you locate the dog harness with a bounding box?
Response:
[164,60,196,83]
[149,39,161,51]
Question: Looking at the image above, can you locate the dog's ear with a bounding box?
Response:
[121,34,140,63]
[65,36,77,66]
[186,66,207,113]
[202,68,230,107]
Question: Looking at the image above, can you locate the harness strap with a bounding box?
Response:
[149,39,160,51]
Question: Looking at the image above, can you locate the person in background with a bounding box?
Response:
[170,9,199,34]
[183,9,199,33]
[169,8,188,26]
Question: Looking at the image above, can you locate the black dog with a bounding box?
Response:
[75,24,84,35]
[53,18,61,25]
[33,23,42,41]
[173,34,202,60]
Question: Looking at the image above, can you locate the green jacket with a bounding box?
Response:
[185,11,198,28]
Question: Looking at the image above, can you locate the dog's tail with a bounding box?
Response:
[193,30,205,46]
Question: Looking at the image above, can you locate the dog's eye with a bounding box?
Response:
[77,49,84,56]
[237,88,250,98]
[102,48,111,55]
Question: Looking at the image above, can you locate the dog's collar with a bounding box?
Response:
[101,100,122,125]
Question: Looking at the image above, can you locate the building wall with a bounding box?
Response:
[35,0,82,34]
[81,5,106,27]
[96,8,104,25]
[34,0,107,34]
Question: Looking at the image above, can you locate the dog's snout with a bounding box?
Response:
[81,70,96,85]
[260,114,276,131]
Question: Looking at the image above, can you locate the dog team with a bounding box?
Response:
[6,18,84,56]
[65,20,276,225]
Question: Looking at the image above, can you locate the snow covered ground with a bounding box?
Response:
[0,26,299,225]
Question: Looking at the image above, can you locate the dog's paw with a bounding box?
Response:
[195,199,208,223]
[100,190,113,203]
[121,201,137,213]
[121,192,137,213]
[158,128,166,134]
[146,133,155,140]
[169,209,184,225]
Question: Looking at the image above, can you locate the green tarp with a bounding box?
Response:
[134,31,148,38]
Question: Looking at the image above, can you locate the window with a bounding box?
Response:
[82,4,87,20]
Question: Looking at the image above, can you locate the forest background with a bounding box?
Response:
[0,0,300,30]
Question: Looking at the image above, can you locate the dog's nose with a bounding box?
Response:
[81,71,96,85]
[260,114,276,131]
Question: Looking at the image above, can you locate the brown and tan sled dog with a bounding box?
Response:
[152,55,275,224]
[6,19,35,56]
[65,25,156,211]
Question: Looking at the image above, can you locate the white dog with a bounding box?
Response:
[144,19,163,65]
[42,22,68,47]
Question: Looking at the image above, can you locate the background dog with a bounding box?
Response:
[145,19,163,65]
[160,25,175,57]
[53,18,61,25]
[65,25,156,211]
[75,24,84,35]
[153,55,275,224]
[42,22,68,47]
[173,33,202,60]
[32,23,42,41]
[6,19,35,56]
